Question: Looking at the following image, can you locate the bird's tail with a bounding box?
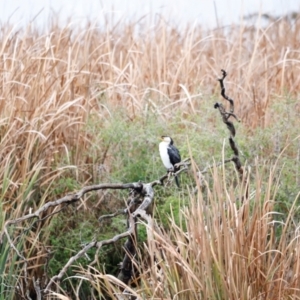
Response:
[174,175,180,188]
[174,168,180,188]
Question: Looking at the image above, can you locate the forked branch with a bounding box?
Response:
[0,158,191,296]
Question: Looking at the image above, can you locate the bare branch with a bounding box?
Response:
[2,157,190,296]
[44,228,132,293]
[150,158,191,187]
[0,183,143,235]
[99,210,127,223]
[217,69,234,113]
[216,69,248,199]
[44,182,156,294]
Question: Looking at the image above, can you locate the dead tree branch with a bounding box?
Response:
[44,183,156,293]
[215,69,248,198]
[0,159,191,297]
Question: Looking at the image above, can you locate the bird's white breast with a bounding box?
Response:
[159,142,173,169]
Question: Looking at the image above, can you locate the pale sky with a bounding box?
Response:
[0,0,299,29]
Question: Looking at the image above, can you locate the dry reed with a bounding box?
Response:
[72,160,300,299]
[0,14,300,299]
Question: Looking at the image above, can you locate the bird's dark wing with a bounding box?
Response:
[168,145,181,166]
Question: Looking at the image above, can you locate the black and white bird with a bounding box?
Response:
[159,136,181,187]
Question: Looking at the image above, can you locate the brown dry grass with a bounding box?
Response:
[141,164,300,299]
[74,161,300,299]
[1,16,300,202]
[0,14,300,299]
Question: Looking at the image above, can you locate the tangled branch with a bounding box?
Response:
[215,69,248,197]
[0,159,191,297]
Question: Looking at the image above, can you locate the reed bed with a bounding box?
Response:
[0,14,299,299]
[1,15,299,206]
[70,162,300,299]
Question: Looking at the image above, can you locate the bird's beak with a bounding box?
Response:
[159,136,164,141]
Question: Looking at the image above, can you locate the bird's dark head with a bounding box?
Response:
[161,136,173,145]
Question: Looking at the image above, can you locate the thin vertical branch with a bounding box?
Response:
[215,69,248,200]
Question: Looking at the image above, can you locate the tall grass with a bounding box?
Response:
[0,13,299,298]
[144,163,300,299]
[76,161,300,299]
[1,15,299,209]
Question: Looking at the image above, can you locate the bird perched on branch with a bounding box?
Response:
[159,136,181,187]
